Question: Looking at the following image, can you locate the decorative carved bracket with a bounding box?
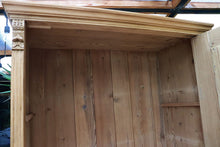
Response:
[12,19,25,51]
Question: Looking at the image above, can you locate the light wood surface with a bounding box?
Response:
[192,28,220,147]
[158,40,204,147]
[11,50,25,147]
[73,50,96,147]
[28,49,162,147]
[28,28,182,52]
[11,19,26,147]
[2,1,213,38]
[111,51,134,147]
[128,52,156,146]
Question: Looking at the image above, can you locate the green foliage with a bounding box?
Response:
[0,64,11,94]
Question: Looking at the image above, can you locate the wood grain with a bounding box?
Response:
[11,50,25,147]
[158,40,199,103]
[29,49,47,147]
[74,50,96,147]
[111,51,134,147]
[54,50,76,147]
[158,40,204,147]
[128,52,155,147]
[91,50,116,147]
[192,30,220,147]
[28,28,181,52]
[3,1,213,38]
[148,53,163,147]
[44,50,57,147]
[163,107,204,147]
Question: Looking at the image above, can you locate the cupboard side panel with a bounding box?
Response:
[158,40,204,147]
[158,40,198,103]
[192,30,220,147]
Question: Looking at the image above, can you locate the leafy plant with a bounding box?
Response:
[0,64,11,100]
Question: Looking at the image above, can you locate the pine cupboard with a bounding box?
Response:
[3,1,220,147]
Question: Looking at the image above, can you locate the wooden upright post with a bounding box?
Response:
[192,27,220,147]
[11,19,25,147]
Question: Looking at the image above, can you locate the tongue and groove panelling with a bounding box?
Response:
[29,49,161,147]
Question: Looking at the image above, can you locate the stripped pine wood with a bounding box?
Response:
[54,50,76,147]
[158,40,199,103]
[44,50,57,147]
[163,107,204,147]
[11,50,25,147]
[91,51,116,147]
[6,2,218,147]
[148,53,163,147]
[28,28,182,52]
[111,51,134,147]
[158,40,204,147]
[1,0,173,9]
[73,50,96,147]
[128,52,155,147]
[29,49,47,147]
[192,30,220,147]
[3,1,213,39]
[24,29,30,147]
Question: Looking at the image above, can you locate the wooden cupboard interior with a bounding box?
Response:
[3,1,220,147]
[25,27,203,147]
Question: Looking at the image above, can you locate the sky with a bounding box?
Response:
[176,14,220,29]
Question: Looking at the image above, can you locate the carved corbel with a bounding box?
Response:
[12,19,25,51]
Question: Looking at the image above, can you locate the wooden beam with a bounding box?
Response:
[190,2,220,9]
[167,0,191,17]
[191,27,220,147]
[172,0,182,8]
[1,0,173,9]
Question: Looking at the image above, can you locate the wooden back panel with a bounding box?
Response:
[28,49,161,147]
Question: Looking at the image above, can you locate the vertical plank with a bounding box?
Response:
[54,50,76,147]
[11,51,25,147]
[163,107,204,147]
[11,19,25,147]
[128,52,155,147]
[24,28,30,147]
[74,50,96,147]
[91,50,116,147]
[192,31,220,147]
[111,51,134,147]
[44,50,57,147]
[29,49,46,147]
[148,53,163,147]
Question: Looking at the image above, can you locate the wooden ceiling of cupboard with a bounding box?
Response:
[3,1,213,51]
[3,1,212,36]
